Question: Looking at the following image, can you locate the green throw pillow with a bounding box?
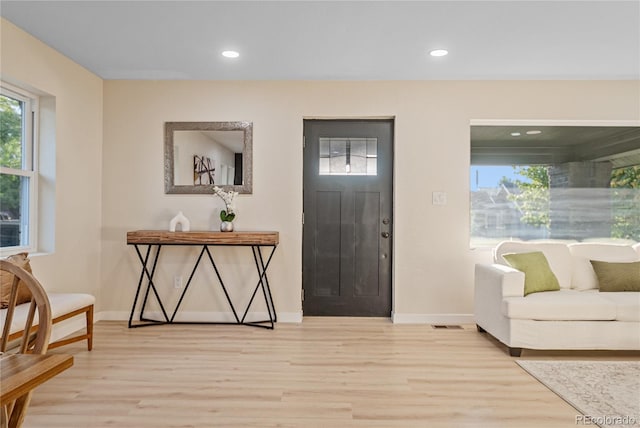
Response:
[590,260,640,292]
[503,251,561,296]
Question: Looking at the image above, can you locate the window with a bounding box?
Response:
[0,84,38,253]
[319,137,378,176]
[470,125,640,247]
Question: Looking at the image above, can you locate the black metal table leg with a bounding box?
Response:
[130,244,171,327]
[241,245,278,328]
[129,244,152,328]
[170,246,207,322]
[256,246,277,323]
[204,246,241,323]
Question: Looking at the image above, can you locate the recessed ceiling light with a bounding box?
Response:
[222,50,239,58]
[511,132,521,137]
[429,49,448,57]
[526,130,542,135]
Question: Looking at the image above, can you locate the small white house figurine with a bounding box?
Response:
[169,211,190,232]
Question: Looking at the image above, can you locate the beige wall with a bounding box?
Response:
[102,80,640,322]
[3,19,639,322]
[0,19,103,300]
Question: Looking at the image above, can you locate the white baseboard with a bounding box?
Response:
[392,313,475,325]
[97,311,470,326]
[98,311,303,324]
[276,311,303,323]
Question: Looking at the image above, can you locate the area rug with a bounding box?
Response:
[517,360,640,428]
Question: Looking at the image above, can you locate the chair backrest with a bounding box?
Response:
[0,260,52,355]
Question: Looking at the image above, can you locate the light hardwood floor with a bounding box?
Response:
[23,319,639,428]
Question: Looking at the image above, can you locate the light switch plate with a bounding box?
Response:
[432,191,447,205]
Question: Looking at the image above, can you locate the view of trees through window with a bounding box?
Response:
[471,164,640,247]
[0,92,29,248]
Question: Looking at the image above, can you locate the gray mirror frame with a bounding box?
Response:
[164,121,253,194]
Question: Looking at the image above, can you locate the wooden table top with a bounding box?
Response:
[1,354,74,403]
[127,230,279,246]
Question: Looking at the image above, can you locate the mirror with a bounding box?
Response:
[164,121,253,194]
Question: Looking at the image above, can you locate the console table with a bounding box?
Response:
[126,230,278,329]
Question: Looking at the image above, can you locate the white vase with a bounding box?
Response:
[169,211,190,232]
[220,221,234,232]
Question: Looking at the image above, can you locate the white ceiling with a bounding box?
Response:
[1,1,639,81]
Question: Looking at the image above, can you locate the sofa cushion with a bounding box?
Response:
[598,292,640,322]
[495,241,573,289]
[568,243,639,290]
[502,289,617,321]
[590,260,640,292]
[503,251,560,296]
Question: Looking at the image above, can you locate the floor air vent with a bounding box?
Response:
[431,325,463,329]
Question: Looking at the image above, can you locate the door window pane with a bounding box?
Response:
[319,137,377,175]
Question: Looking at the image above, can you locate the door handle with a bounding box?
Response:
[381,232,390,239]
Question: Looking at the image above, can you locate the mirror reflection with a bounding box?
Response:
[165,122,252,194]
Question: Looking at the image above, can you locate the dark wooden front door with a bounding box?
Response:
[303,119,393,316]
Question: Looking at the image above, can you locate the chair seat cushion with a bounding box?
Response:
[0,302,33,335]
[1,293,95,335]
[47,293,95,318]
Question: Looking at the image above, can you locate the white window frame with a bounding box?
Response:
[0,82,39,256]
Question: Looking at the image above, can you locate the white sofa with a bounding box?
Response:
[474,241,640,356]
